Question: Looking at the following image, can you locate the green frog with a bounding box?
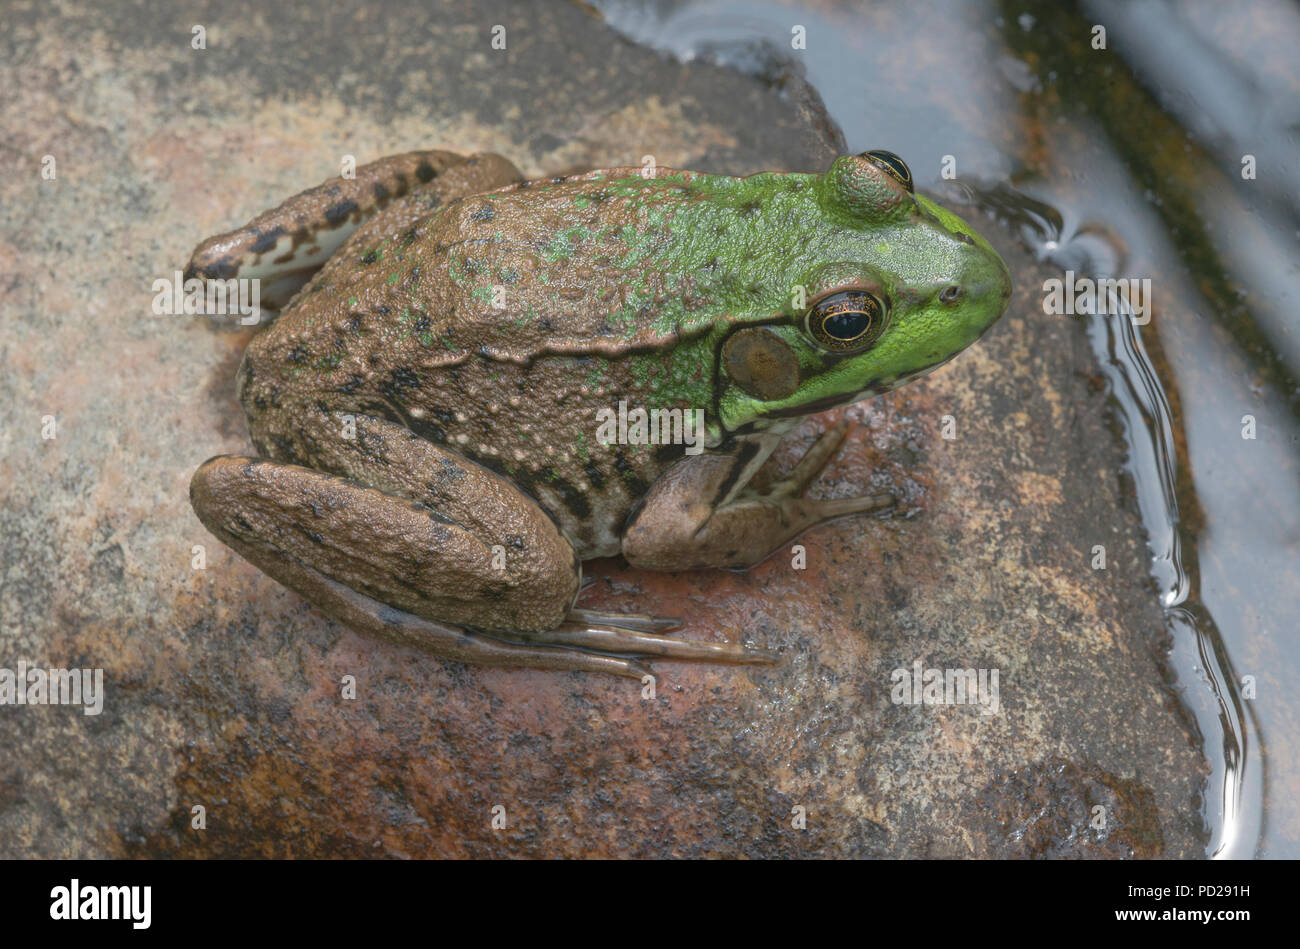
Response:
[186,148,1011,679]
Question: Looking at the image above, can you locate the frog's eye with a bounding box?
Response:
[805,289,889,354]
[859,150,913,193]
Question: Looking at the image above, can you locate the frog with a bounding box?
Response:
[186,147,1012,680]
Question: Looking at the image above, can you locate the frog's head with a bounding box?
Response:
[718,151,1012,431]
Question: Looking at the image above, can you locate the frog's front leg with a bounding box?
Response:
[190,415,775,677]
[622,420,895,571]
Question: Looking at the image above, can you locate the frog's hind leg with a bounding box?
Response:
[185,150,522,312]
[190,453,651,678]
[192,411,775,677]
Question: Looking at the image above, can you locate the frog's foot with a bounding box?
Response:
[288,555,657,679]
[566,608,683,632]
[509,611,779,665]
[623,419,895,571]
[184,150,522,313]
[766,419,896,519]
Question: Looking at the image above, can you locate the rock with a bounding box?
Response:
[0,0,1205,857]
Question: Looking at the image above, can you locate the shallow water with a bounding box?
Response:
[593,0,1300,858]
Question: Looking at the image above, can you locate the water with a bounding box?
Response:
[592,0,1300,858]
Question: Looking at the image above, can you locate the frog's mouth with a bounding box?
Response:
[759,357,953,421]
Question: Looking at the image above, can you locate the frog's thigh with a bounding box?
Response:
[192,455,645,677]
[190,442,579,637]
[185,150,521,309]
[622,427,893,571]
[253,410,568,590]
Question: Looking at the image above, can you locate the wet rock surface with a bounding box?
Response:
[0,0,1206,856]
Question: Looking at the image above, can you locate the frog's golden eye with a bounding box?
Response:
[859,150,913,193]
[805,289,889,353]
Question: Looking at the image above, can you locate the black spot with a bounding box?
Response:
[324,200,359,227]
[539,466,591,519]
[584,461,606,491]
[250,226,288,255]
[286,345,309,364]
[654,442,686,464]
[408,418,447,445]
[614,453,649,498]
[500,463,540,501]
[186,257,237,280]
[339,373,365,394]
[415,162,437,183]
[711,442,759,509]
[361,248,379,265]
[470,203,495,222]
[380,367,421,398]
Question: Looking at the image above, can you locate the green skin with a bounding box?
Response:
[187,150,1011,679]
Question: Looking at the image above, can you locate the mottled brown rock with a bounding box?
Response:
[972,757,1165,859]
[0,0,1207,857]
